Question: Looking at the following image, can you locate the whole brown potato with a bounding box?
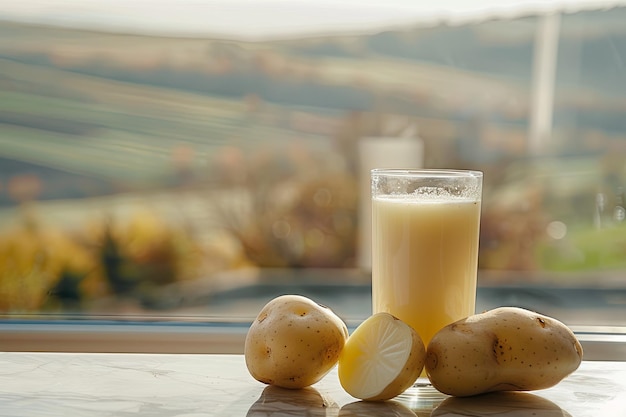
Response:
[426,307,583,397]
[244,294,349,389]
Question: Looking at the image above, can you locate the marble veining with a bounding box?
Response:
[0,353,624,416]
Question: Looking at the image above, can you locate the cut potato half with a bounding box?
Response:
[338,312,426,401]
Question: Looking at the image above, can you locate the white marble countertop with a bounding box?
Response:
[0,353,624,416]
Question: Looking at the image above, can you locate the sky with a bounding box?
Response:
[1,0,625,39]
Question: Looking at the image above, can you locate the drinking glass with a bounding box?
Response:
[371,169,483,388]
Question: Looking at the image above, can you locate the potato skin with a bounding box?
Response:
[425,307,583,397]
[244,295,349,389]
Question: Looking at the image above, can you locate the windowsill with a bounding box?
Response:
[1,319,625,360]
[1,268,625,359]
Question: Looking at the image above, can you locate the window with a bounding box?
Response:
[1,1,625,356]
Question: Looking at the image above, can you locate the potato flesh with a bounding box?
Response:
[338,312,425,401]
[426,307,583,397]
[244,295,349,389]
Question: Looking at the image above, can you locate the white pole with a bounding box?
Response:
[529,12,561,155]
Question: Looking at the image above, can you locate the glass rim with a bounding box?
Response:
[371,168,483,178]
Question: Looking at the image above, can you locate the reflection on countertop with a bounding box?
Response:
[430,392,571,417]
[0,353,624,417]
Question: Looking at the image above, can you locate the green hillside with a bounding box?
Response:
[0,6,625,198]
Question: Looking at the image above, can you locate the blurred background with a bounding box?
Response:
[0,0,625,330]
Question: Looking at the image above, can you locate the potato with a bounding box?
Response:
[425,307,583,397]
[338,313,425,401]
[244,294,349,389]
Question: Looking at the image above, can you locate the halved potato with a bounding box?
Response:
[338,312,426,401]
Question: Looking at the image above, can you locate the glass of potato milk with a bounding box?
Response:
[371,169,483,360]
